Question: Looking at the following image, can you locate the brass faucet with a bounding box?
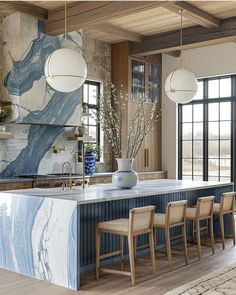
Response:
[61,161,73,190]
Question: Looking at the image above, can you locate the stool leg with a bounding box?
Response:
[149,231,157,277]
[95,224,100,280]
[120,235,124,271]
[165,227,172,270]
[128,234,136,286]
[196,220,201,260]
[210,217,215,255]
[192,221,195,244]
[219,213,225,250]
[182,223,188,265]
[133,236,137,267]
[231,212,235,246]
[154,228,157,251]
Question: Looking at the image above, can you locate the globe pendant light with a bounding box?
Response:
[165,9,198,103]
[44,3,87,93]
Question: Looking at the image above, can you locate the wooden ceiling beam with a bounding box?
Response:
[91,23,144,43]
[129,16,236,56]
[45,1,166,35]
[163,1,220,28]
[164,50,181,58]
[0,1,48,20]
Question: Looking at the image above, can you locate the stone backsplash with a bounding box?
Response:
[0,13,112,176]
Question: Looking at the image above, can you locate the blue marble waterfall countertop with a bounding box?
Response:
[4,179,233,205]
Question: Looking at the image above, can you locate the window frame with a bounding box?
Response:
[79,80,101,162]
[178,74,236,186]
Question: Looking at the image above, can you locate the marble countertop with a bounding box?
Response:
[3,179,233,205]
[0,171,167,183]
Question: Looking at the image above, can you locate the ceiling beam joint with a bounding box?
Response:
[163,1,220,28]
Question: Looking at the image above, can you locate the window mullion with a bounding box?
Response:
[178,104,182,180]
[203,79,208,181]
[231,76,236,187]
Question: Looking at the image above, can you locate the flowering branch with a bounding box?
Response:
[97,82,127,158]
[98,83,161,159]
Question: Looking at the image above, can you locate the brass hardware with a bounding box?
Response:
[61,161,73,190]
[144,148,149,167]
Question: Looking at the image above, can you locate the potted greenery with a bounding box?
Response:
[84,143,102,175]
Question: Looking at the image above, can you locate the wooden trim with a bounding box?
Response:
[91,23,144,43]
[0,1,48,20]
[100,268,131,276]
[45,1,165,35]
[163,1,220,28]
[100,250,122,260]
[164,51,181,58]
[129,16,236,56]
[0,181,33,190]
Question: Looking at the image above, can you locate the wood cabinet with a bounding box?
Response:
[111,41,162,172]
[0,181,33,191]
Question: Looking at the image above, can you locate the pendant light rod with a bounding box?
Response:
[180,9,183,69]
[164,7,198,103]
[64,1,67,47]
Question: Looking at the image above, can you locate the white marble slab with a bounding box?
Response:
[4,179,233,205]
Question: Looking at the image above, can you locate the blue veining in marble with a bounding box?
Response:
[0,88,81,176]
[36,200,53,282]
[0,193,78,290]
[68,208,78,289]
[0,196,43,275]
[5,25,60,97]
[1,19,82,177]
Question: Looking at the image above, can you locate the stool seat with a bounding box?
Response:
[154,213,165,226]
[98,218,129,234]
[186,208,196,219]
[213,203,220,213]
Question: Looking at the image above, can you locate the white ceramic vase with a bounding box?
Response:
[112,158,138,189]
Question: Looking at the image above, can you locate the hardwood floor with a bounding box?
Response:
[0,239,235,295]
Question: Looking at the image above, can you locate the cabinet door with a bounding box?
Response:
[132,103,160,172]
[131,60,145,101]
[148,63,159,102]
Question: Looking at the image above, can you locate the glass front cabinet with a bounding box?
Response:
[130,58,160,103]
[129,57,161,172]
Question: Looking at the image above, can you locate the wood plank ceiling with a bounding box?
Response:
[1,1,236,55]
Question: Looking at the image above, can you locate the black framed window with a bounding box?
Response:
[79,81,100,161]
[178,75,236,185]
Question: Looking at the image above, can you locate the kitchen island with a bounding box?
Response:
[0,179,233,290]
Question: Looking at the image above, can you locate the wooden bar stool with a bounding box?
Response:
[186,196,215,260]
[153,200,188,270]
[95,205,156,286]
[213,192,236,249]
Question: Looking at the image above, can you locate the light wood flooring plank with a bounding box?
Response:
[0,239,235,295]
